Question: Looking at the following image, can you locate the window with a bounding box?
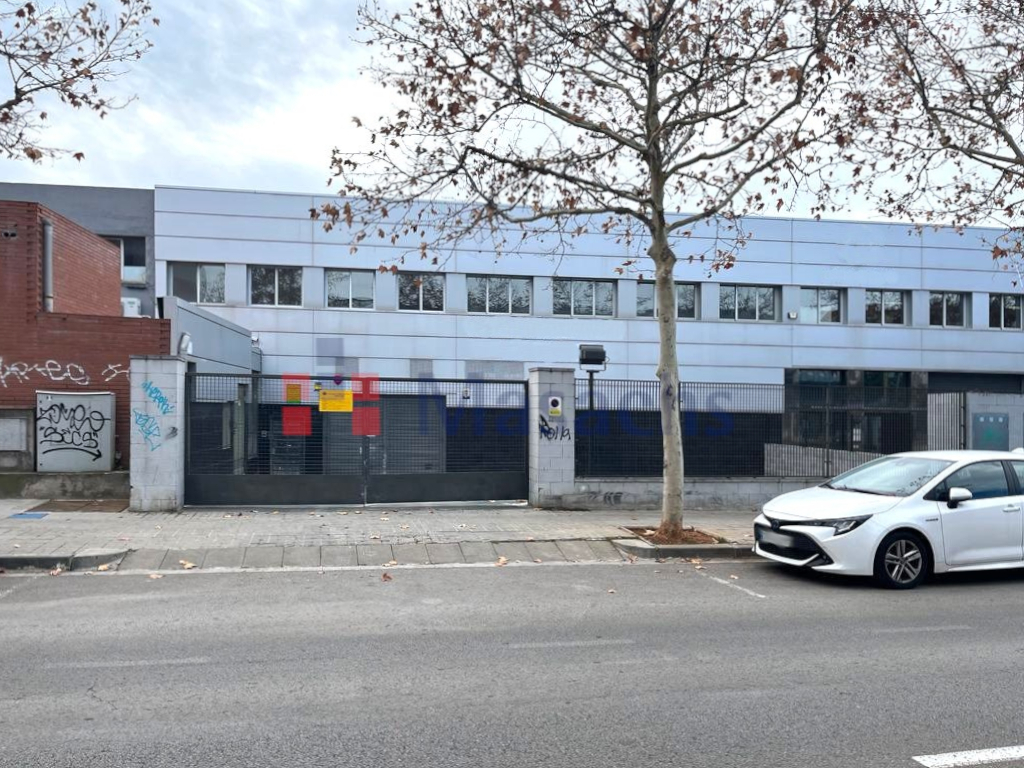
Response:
[326,270,374,309]
[828,455,954,497]
[865,290,905,325]
[1011,462,1024,490]
[105,236,147,286]
[467,276,531,314]
[636,282,697,319]
[935,461,1010,501]
[398,272,444,311]
[799,288,842,324]
[250,266,302,306]
[990,294,1023,330]
[553,278,615,316]
[864,371,909,389]
[170,263,225,304]
[719,285,776,321]
[797,370,845,386]
[929,291,966,327]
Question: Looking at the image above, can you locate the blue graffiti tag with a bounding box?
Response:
[132,408,163,451]
[141,380,174,415]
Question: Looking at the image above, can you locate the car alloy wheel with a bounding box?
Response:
[874,532,928,589]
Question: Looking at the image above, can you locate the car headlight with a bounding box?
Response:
[802,515,872,535]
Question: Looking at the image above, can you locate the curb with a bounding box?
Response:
[0,549,128,572]
[612,538,754,560]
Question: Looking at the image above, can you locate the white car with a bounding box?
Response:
[753,450,1024,589]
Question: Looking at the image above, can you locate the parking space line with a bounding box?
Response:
[697,571,767,599]
[913,744,1024,767]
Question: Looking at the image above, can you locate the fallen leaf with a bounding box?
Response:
[688,557,703,564]
[533,558,542,563]
[381,572,393,582]
[12,544,20,549]
[627,554,638,563]
[496,556,509,566]
[354,510,362,515]
[607,589,616,594]
[148,573,163,580]
[97,564,111,572]
[117,536,130,542]
[85,571,94,576]
[644,529,656,536]
[223,514,234,519]
[695,565,706,571]
[155,525,162,530]
[525,536,535,541]
[339,511,348,516]
[179,560,196,570]
[385,559,398,566]
[49,567,62,576]
[400,524,410,530]
[380,517,389,521]
[272,510,280,515]
[308,511,316,516]
[729,574,739,580]
[656,558,667,564]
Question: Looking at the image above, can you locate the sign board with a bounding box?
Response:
[548,396,562,417]
[319,389,354,413]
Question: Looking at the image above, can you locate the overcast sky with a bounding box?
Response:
[3,0,387,195]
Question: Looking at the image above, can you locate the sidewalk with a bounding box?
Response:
[0,499,756,571]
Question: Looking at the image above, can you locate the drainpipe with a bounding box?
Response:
[41,218,54,312]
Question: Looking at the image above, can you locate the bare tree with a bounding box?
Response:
[0,0,157,162]
[839,0,1024,260]
[318,0,849,540]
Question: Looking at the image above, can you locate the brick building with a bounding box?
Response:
[0,201,170,469]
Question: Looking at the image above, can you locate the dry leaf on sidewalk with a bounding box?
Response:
[496,556,509,566]
[729,574,739,580]
[49,567,62,576]
[385,559,398,566]
[400,524,410,530]
[380,517,389,522]
[607,589,616,594]
[148,573,163,580]
[97,564,111,572]
[354,510,362,515]
[179,560,196,570]
[369,534,381,540]
[525,536,535,541]
[644,529,656,536]
[694,565,706,571]
[12,544,19,549]
[533,558,542,563]
[381,572,393,582]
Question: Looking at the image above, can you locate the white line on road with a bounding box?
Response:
[698,571,768,599]
[509,639,635,650]
[43,657,213,670]
[872,625,973,634]
[913,745,1024,767]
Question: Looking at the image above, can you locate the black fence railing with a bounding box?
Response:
[575,380,959,479]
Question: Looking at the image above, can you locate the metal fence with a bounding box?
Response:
[575,380,961,479]
[186,374,528,505]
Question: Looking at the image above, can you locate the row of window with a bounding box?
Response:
[166,263,1024,329]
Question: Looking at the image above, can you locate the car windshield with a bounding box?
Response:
[824,456,954,497]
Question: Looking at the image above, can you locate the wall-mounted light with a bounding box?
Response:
[177,332,193,356]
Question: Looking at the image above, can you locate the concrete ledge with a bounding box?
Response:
[0,548,127,572]
[0,471,129,500]
[612,538,755,560]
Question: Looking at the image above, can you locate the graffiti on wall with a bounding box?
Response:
[132,409,164,451]
[132,378,178,451]
[0,358,130,388]
[539,415,572,441]
[36,402,110,461]
[141,380,174,415]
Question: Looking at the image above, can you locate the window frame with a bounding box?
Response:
[325,269,375,310]
[636,281,698,320]
[398,272,446,312]
[466,275,532,315]
[249,265,303,307]
[799,287,843,324]
[925,460,1015,502]
[718,284,778,322]
[170,262,226,305]
[552,278,616,317]
[989,293,1023,330]
[105,236,147,286]
[865,289,907,326]
[928,291,967,328]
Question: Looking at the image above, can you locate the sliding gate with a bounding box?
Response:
[185,374,528,505]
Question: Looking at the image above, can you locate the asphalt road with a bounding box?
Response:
[4,560,1024,768]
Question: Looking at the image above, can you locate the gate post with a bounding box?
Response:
[129,355,187,512]
[529,367,576,507]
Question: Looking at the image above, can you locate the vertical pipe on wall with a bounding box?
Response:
[41,218,54,312]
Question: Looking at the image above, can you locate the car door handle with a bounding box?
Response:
[1004,506,1021,513]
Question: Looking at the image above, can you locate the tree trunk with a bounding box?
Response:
[653,250,685,539]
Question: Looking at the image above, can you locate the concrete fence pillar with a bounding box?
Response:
[529,367,576,507]
[129,355,186,512]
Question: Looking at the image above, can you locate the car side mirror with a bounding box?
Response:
[947,487,973,509]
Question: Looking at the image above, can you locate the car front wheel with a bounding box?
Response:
[874,532,929,590]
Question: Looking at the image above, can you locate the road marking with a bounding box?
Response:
[913,745,1024,767]
[0,573,42,602]
[872,625,973,634]
[43,657,212,670]
[698,571,768,599]
[509,639,635,650]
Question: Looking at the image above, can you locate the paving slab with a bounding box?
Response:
[525,541,566,563]
[243,546,284,569]
[392,543,430,565]
[426,542,464,565]
[321,545,357,567]
[586,540,625,562]
[459,542,498,563]
[357,543,395,566]
[283,546,321,568]
[159,549,209,571]
[493,542,532,563]
[117,549,169,571]
[203,548,246,570]
[556,540,602,562]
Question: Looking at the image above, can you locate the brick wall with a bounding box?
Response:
[0,201,169,468]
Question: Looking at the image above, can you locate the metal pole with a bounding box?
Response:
[588,370,595,476]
